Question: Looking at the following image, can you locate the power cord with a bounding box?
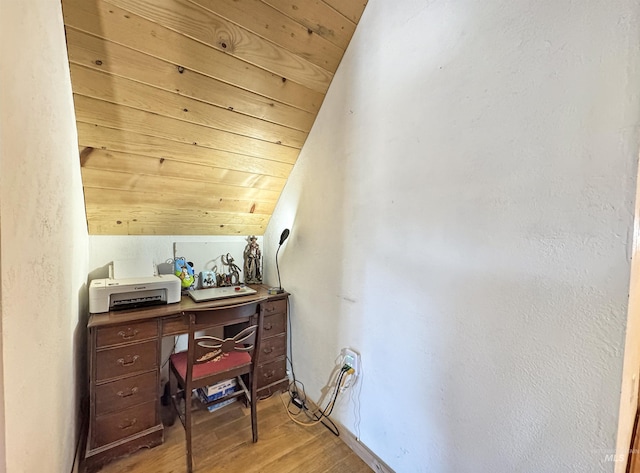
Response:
[282,298,355,436]
[285,297,310,408]
[280,364,353,436]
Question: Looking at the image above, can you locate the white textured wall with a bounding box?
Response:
[89,235,260,277]
[616,164,640,471]
[264,0,640,471]
[0,0,89,471]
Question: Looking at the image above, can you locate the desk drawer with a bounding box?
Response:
[263,313,285,338]
[95,371,157,416]
[162,315,189,336]
[96,321,158,348]
[257,357,286,389]
[96,340,157,382]
[263,299,286,317]
[93,400,156,448]
[259,334,286,364]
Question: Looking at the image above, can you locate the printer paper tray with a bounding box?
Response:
[110,289,167,312]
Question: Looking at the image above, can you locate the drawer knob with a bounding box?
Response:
[263,370,275,379]
[118,328,139,340]
[265,306,276,313]
[263,347,274,354]
[117,355,140,367]
[264,323,273,331]
[117,387,139,398]
[118,418,138,430]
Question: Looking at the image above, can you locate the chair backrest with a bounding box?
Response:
[191,322,258,365]
[181,299,265,386]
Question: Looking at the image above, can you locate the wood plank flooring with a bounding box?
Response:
[97,392,372,473]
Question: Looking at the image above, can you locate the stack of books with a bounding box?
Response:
[196,378,237,413]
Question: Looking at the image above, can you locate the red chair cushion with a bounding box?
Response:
[170,350,251,381]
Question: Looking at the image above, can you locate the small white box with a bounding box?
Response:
[197,378,237,400]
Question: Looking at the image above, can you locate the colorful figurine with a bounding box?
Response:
[174,257,195,289]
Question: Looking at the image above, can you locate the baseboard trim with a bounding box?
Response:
[72,397,89,473]
[71,444,82,473]
[330,417,395,473]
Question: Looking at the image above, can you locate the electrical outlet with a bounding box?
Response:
[342,348,359,377]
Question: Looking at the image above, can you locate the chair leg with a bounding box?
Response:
[250,373,258,443]
[185,391,193,473]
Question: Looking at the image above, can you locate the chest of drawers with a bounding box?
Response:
[257,296,289,397]
[85,319,163,473]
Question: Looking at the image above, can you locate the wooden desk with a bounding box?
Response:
[84,286,289,473]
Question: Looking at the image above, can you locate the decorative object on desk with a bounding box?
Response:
[268,228,290,295]
[200,270,217,288]
[243,235,262,284]
[219,253,241,286]
[174,257,196,290]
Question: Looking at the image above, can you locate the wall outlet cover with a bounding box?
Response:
[342,348,359,376]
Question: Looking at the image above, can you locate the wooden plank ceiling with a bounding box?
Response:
[61,0,367,235]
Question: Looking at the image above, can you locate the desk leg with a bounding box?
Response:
[160,379,177,427]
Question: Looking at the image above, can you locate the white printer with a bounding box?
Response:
[89,274,181,314]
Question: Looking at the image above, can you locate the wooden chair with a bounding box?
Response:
[168,300,264,472]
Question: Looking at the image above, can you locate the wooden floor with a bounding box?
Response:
[97,392,372,473]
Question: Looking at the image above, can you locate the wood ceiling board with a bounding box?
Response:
[63,0,325,111]
[323,0,368,24]
[70,63,314,134]
[83,188,276,215]
[191,0,344,71]
[73,98,300,164]
[81,168,282,202]
[86,207,270,227]
[76,123,295,179]
[102,0,334,93]
[105,0,335,93]
[263,0,356,50]
[88,219,267,235]
[87,206,269,228]
[66,30,317,129]
[73,90,307,149]
[81,148,287,192]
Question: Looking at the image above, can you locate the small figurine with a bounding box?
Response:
[243,235,262,284]
[174,257,195,289]
[221,253,241,285]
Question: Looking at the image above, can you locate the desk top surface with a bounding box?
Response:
[88,285,287,328]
